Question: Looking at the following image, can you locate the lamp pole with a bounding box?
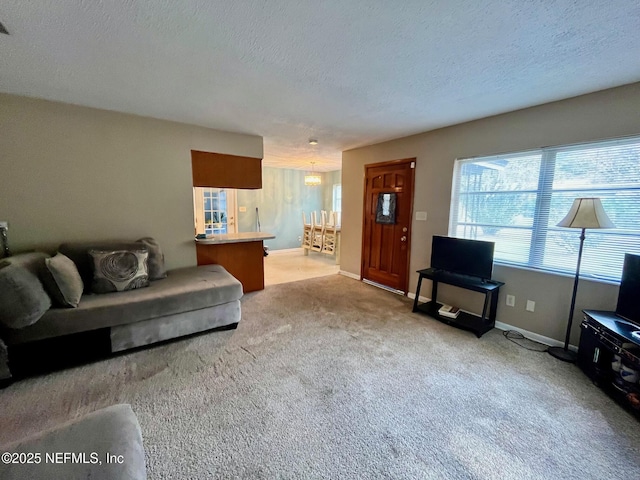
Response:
[548,228,585,362]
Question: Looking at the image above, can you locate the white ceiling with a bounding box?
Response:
[2,1,640,172]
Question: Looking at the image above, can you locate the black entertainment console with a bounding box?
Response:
[578,310,640,416]
[412,268,504,338]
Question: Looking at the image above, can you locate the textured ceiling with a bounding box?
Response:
[2,1,640,172]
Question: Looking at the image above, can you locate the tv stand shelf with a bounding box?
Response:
[578,310,640,417]
[412,268,504,338]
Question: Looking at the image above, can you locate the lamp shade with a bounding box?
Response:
[556,198,615,229]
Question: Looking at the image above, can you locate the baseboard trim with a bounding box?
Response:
[494,321,578,352]
[339,270,360,281]
[337,275,574,354]
[268,248,303,255]
[406,289,576,351]
[406,292,431,303]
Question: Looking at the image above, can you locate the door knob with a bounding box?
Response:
[401,236,407,242]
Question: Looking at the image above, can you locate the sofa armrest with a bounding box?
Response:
[0,337,11,385]
[0,404,146,480]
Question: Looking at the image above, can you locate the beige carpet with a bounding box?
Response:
[1,275,639,479]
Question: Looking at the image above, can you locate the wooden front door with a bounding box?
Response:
[361,159,415,294]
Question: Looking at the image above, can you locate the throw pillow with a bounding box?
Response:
[89,249,150,294]
[40,252,84,308]
[0,263,52,329]
[0,251,50,274]
[59,241,147,291]
[136,237,167,280]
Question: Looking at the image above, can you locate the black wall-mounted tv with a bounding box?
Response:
[430,236,495,280]
[616,253,640,328]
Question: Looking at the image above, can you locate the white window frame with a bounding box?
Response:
[332,184,342,213]
[193,188,237,235]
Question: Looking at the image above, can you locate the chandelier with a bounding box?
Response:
[304,162,321,186]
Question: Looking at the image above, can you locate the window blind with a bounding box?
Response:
[449,136,640,282]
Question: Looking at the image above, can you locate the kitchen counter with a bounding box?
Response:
[195,232,275,244]
[195,232,275,293]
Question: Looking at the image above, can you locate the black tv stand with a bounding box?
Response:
[578,310,640,417]
[412,268,504,338]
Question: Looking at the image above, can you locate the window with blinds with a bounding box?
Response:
[449,136,640,282]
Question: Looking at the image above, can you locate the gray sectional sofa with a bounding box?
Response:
[0,404,146,480]
[0,240,243,383]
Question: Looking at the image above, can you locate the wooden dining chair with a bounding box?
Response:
[311,211,324,252]
[321,211,337,255]
[302,211,313,251]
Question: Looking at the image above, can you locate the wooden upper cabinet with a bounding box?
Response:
[191,150,262,189]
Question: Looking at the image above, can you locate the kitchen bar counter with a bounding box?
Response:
[195,232,275,244]
[195,232,275,292]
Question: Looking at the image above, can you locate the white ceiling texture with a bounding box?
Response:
[2,1,640,172]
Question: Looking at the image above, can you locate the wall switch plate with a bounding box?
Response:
[506,295,515,307]
[239,206,247,213]
[0,221,7,230]
[415,211,427,221]
[526,300,535,312]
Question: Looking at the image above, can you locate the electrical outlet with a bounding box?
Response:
[0,221,7,230]
[526,300,535,312]
[506,295,515,307]
[298,236,302,243]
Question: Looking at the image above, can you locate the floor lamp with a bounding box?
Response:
[548,198,614,362]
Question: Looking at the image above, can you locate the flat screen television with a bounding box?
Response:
[430,236,495,281]
[616,253,640,328]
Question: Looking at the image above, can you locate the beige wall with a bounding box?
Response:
[342,82,640,345]
[0,94,263,270]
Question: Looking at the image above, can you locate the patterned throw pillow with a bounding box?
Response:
[89,249,150,294]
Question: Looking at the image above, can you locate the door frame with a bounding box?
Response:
[360,158,416,295]
[193,187,238,235]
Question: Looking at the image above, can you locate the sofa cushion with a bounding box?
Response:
[136,237,167,280]
[0,253,51,329]
[58,242,147,292]
[0,404,146,480]
[40,253,84,308]
[89,249,149,294]
[3,264,243,344]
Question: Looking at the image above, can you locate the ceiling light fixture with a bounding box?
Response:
[304,162,322,186]
[308,139,318,145]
